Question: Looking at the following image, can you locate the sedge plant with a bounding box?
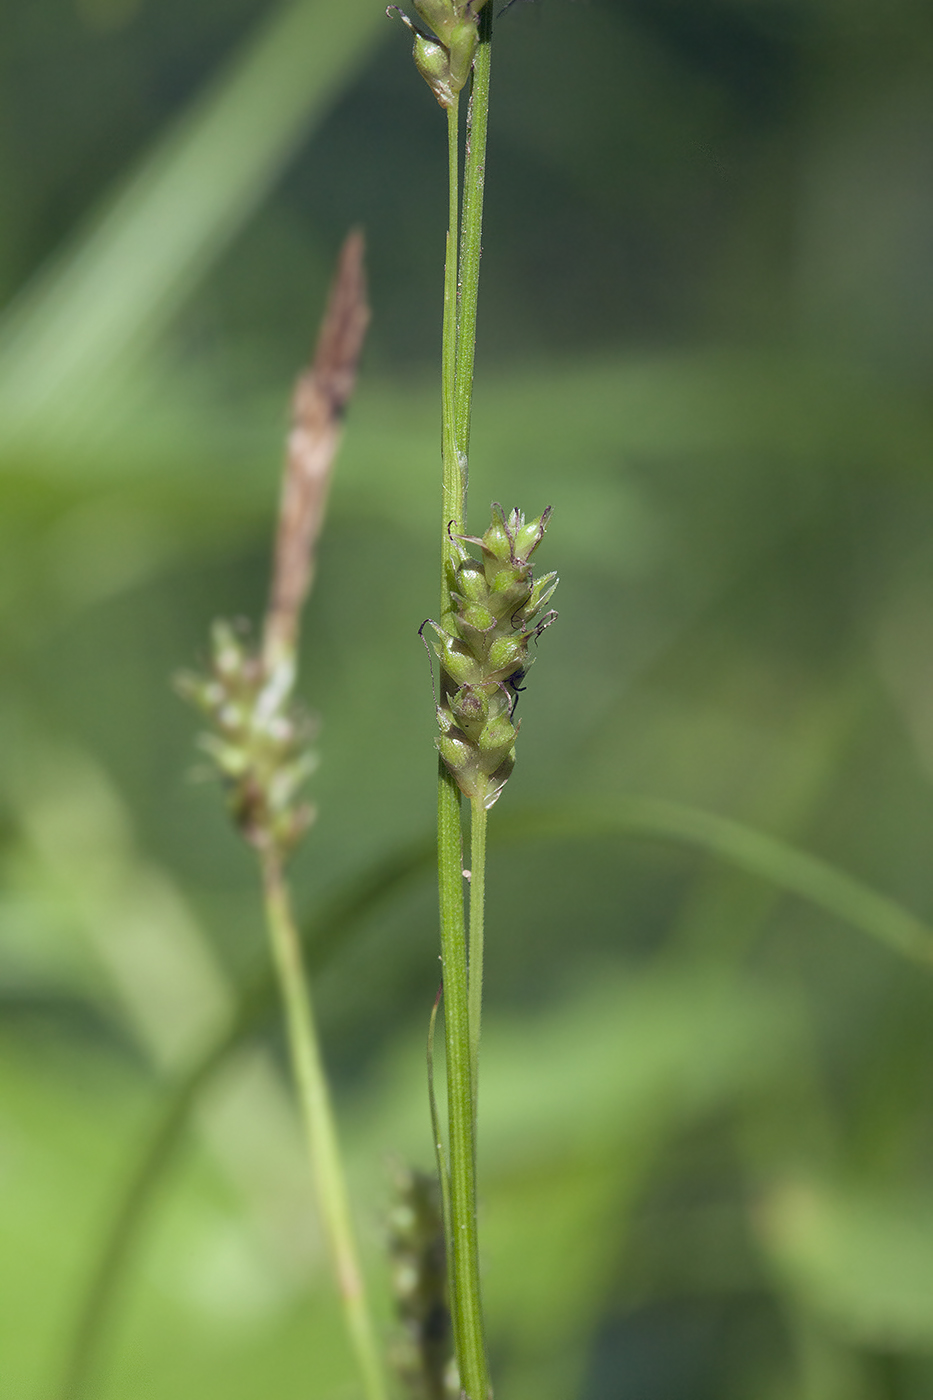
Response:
[38,9,933,1398]
[391,2,558,1393]
[153,8,560,1396]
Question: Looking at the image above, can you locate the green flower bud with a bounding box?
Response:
[487,569,533,615]
[413,33,457,110]
[450,684,487,726]
[513,510,551,560]
[459,600,495,634]
[477,711,515,768]
[444,17,479,93]
[438,731,476,786]
[427,503,557,808]
[434,630,483,687]
[452,559,487,603]
[390,0,487,109]
[486,633,525,678]
[411,0,457,36]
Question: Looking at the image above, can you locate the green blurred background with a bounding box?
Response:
[4,0,933,1396]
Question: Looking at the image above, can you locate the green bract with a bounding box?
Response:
[427,504,557,809]
[389,0,489,109]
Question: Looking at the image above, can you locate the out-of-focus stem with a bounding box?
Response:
[261,850,388,1400]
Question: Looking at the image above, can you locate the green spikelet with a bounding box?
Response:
[388,0,490,109]
[175,621,317,857]
[427,503,557,810]
[387,1167,457,1400]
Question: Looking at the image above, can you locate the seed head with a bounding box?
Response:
[427,503,557,809]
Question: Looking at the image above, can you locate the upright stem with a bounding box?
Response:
[468,795,487,1117]
[442,96,465,614]
[436,763,488,1397]
[261,851,387,1400]
[436,80,491,1400]
[454,4,493,459]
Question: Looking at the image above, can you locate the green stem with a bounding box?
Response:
[260,850,387,1400]
[468,795,487,1117]
[435,68,491,1400]
[442,95,464,614]
[56,839,437,1400]
[436,765,488,1398]
[454,3,492,459]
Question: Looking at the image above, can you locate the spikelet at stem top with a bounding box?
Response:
[388,0,490,108]
[427,503,557,810]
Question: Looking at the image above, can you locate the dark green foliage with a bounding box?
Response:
[5,3,933,1398]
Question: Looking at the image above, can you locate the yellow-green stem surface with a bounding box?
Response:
[468,794,487,1117]
[435,81,492,1400]
[261,851,388,1400]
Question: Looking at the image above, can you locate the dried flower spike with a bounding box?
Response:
[177,231,369,861]
[426,503,557,809]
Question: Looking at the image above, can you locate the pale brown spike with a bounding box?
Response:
[263,230,370,671]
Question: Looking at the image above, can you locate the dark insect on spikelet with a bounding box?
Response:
[387,1167,458,1400]
[425,503,557,809]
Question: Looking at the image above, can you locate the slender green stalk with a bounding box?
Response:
[56,838,436,1400]
[436,69,491,1400]
[433,45,543,1372]
[442,96,465,608]
[454,4,492,457]
[437,758,488,1397]
[260,850,387,1400]
[467,794,487,1114]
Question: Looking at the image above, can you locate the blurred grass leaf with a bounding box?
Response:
[51,789,933,1399]
[760,1178,933,1350]
[0,0,385,451]
[352,964,799,1400]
